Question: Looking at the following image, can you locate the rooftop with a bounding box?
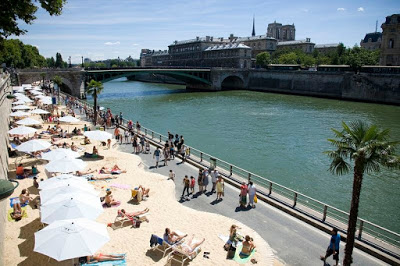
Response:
[170,36,227,46]
[204,43,251,51]
[314,43,339,48]
[234,34,276,42]
[277,39,315,46]
[361,32,382,43]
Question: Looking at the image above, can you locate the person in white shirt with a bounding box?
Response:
[168,170,175,181]
[248,181,257,208]
[211,169,219,193]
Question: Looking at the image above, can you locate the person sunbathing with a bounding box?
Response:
[19,189,32,205]
[137,185,150,197]
[76,168,97,176]
[240,235,256,258]
[10,202,25,221]
[120,208,149,222]
[100,165,126,174]
[175,235,205,256]
[81,253,125,264]
[163,228,187,244]
[83,136,91,145]
[104,190,119,207]
[70,142,78,152]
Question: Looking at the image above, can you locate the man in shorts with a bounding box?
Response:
[153,147,161,168]
[320,228,341,266]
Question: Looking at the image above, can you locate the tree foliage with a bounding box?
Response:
[0,39,46,68]
[256,52,271,68]
[86,80,104,125]
[0,0,66,40]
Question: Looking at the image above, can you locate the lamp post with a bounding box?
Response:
[82,56,84,68]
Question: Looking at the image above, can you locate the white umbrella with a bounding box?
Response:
[39,185,98,202]
[16,139,51,153]
[84,130,112,142]
[41,99,53,105]
[8,126,37,135]
[45,158,87,173]
[59,116,80,123]
[12,105,31,110]
[12,100,29,105]
[40,194,103,224]
[30,108,50,115]
[41,148,80,161]
[31,91,43,95]
[39,174,86,190]
[9,111,30,117]
[40,179,92,191]
[16,117,42,126]
[13,92,25,97]
[34,218,110,261]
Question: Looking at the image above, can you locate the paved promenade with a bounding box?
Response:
[113,140,387,266]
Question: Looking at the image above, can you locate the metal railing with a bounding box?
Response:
[61,92,400,256]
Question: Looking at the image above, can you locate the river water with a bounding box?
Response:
[92,78,400,233]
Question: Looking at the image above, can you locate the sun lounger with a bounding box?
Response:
[168,242,202,266]
[80,254,126,266]
[130,189,143,203]
[113,209,146,229]
[150,234,184,257]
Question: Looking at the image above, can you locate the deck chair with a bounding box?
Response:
[113,209,144,229]
[130,189,143,203]
[152,235,184,258]
[168,244,202,266]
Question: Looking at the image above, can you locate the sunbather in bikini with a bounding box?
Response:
[120,208,149,222]
[175,234,205,256]
[10,201,25,221]
[163,228,188,244]
[104,190,119,207]
[100,165,127,174]
[82,253,125,264]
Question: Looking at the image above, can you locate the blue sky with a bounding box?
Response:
[14,0,400,63]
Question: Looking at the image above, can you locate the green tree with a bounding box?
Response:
[55,52,64,68]
[40,72,46,85]
[86,80,104,125]
[0,39,46,68]
[256,52,271,68]
[278,52,298,64]
[325,121,399,266]
[46,57,55,68]
[52,75,63,103]
[0,0,66,40]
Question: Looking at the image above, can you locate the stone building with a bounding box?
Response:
[203,43,252,68]
[314,43,339,55]
[277,38,315,54]
[380,14,400,66]
[140,49,152,66]
[232,34,277,58]
[360,32,382,51]
[267,21,295,41]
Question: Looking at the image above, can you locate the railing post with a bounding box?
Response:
[188,148,191,156]
[358,220,364,240]
[230,165,233,176]
[322,205,328,222]
[248,173,251,182]
[293,192,298,207]
[268,182,272,195]
[200,152,203,162]
[145,129,147,136]
[159,134,162,143]
[151,132,154,139]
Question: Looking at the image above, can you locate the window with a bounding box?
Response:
[389,39,394,49]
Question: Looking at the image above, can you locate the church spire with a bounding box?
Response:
[252,15,256,36]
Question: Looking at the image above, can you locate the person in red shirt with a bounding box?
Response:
[239,182,248,208]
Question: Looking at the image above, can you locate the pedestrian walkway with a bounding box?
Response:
[114,140,387,266]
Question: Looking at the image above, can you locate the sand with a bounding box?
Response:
[4,111,280,265]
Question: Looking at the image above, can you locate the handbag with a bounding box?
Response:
[254,195,258,203]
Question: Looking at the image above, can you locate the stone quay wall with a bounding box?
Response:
[0,74,12,266]
[247,70,400,105]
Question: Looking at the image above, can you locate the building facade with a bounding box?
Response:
[360,32,382,51]
[277,38,315,54]
[267,21,295,41]
[314,43,339,55]
[380,14,400,66]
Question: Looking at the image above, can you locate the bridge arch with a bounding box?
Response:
[220,75,245,90]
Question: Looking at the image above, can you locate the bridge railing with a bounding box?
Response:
[84,66,211,71]
[61,92,400,256]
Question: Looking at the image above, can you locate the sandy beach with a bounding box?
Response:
[5,112,279,266]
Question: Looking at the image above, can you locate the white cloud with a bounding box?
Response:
[337,8,346,11]
[104,41,120,46]
[301,8,309,13]
[132,43,139,46]
[357,7,364,12]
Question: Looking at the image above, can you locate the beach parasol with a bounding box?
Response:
[13,92,25,97]
[31,90,43,95]
[12,100,29,105]
[39,174,86,190]
[84,130,112,142]
[9,111,30,117]
[39,179,93,192]
[45,158,87,173]
[30,108,50,115]
[8,126,37,135]
[15,139,51,153]
[12,105,31,110]
[16,117,42,126]
[59,116,80,123]
[40,194,103,224]
[41,148,80,161]
[39,184,98,202]
[34,218,110,261]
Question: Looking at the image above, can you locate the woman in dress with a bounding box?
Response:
[216,176,224,201]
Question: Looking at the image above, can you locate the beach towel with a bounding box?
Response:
[102,201,121,208]
[110,183,131,190]
[10,197,28,207]
[218,235,229,243]
[7,207,28,221]
[81,254,126,266]
[233,242,256,264]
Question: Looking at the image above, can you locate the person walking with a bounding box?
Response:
[181,175,190,199]
[320,228,341,266]
[202,168,209,192]
[190,176,195,194]
[247,181,257,208]
[239,182,248,208]
[197,169,204,194]
[153,147,161,168]
[211,169,219,193]
[179,143,186,163]
[168,170,175,181]
[163,144,169,166]
[114,127,120,141]
[216,176,224,201]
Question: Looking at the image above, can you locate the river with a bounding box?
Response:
[91,78,400,233]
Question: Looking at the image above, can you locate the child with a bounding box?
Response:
[145,140,150,154]
[190,176,195,194]
[168,170,175,181]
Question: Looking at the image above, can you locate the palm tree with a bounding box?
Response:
[86,79,104,125]
[325,121,399,266]
[52,75,63,104]
[40,72,46,87]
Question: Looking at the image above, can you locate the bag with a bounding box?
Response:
[254,195,258,203]
[133,220,141,228]
[227,245,236,259]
